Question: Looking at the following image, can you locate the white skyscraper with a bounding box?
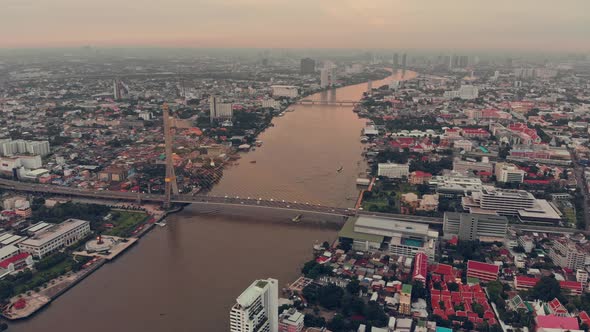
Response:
[209,96,233,124]
[230,278,279,332]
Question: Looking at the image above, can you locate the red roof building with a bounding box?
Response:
[412,252,428,283]
[466,260,499,282]
[0,252,33,278]
[535,316,579,331]
[560,280,583,296]
[514,276,539,290]
[547,298,569,317]
[462,128,491,139]
[579,311,590,327]
[409,171,432,185]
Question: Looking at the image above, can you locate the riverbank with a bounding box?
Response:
[8,69,413,332]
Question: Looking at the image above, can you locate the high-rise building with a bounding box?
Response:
[0,139,50,157]
[443,212,508,241]
[113,79,129,100]
[300,58,315,75]
[230,278,279,332]
[401,53,407,69]
[320,64,334,89]
[209,96,233,124]
[392,53,399,70]
[495,163,525,183]
[548,239,587,270]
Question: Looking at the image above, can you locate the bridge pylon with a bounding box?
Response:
[162,103,179,209]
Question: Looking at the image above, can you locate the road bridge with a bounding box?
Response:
[0,178,443,226]
[294,99,359,106]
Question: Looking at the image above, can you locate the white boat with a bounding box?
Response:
[156,222,167,227]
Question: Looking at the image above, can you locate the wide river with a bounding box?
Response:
[12,70,416,332]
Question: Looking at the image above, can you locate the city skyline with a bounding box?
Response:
[2,0,590,52]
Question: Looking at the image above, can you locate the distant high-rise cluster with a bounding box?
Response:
[300,58,315,75]
[0,139,50,157]
[113,79,129,100]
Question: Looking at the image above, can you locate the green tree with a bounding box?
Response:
[327,315,349,332]
[365,301,388,327]
[304,314,326,328]
[531,276,561,302]
[412,280,427,300]
[346,279,361,296]
[318,284,344,309]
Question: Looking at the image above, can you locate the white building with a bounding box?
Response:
[261,99,281,110]
[271,85,298,98]
[278,308,304,332]
[444,85,479,100]
[462,187,562,224]
[18,219,91,258]
[17,155,42,169]
[495,163,525,183]
[320,67,334,88]
[338,216,439,260]
[443,212,508,241]
[0,245,20,261]
[0,139,50,157]
[548,239,586,270]
[377,163,409,179]
[230,278,279,332]
[453,139,473,152]
[209,96,233,123]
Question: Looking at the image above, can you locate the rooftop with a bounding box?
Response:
[19,219,89,247]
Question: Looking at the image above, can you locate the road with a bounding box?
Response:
[572,154,590,230]
[0,178,443,225]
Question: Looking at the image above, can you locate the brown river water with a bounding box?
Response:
[12,70,416,332]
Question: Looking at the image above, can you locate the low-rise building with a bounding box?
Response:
[338,216,439,260]
[377,163,409,179]
[18,219,91,258]
[466,260,499,282]
[278,308,304,332]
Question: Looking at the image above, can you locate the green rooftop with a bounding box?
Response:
[338,217,384,243]
[402,284,413,294]
[256,280,268,288]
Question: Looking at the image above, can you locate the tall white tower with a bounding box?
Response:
[230,278,279,332]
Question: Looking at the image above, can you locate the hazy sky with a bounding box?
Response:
[2,0,589,51]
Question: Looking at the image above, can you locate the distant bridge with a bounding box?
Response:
[0,179,442,226]
[294,99,360,106]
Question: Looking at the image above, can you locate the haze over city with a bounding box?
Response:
[2,1,590,332]
[2,0,590,51]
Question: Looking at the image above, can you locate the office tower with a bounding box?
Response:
[113,79,129,100]
[401,53,407,69]
[300,58,315,75]
[320,64,334,89]
[230,278,279,332]
[392,53,399,70]
[443,212,508,241]
[459,55,469,68]
[209,96,233,124]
